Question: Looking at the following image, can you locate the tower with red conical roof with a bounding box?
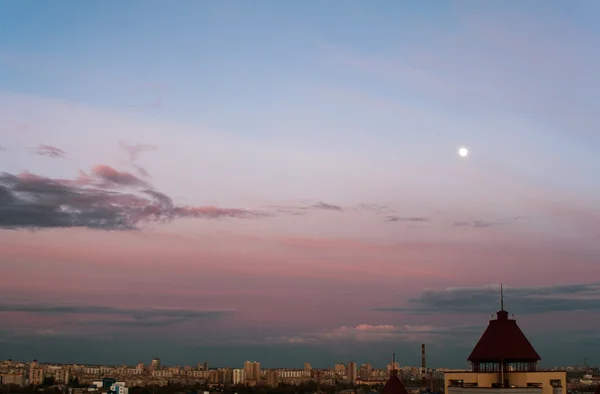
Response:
[382,354,408,394]
[468,285,540,378]
[443,285,566,394]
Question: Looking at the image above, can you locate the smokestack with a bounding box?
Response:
[421,344,426,390]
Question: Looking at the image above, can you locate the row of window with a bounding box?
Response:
[448,379,562,388]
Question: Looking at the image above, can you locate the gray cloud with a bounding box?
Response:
[266,201,344,215]
[354,203,396,215]
[0,166,268,230]
[272,202,398,216]
[453,215,527,228]
[30,144,66,158]
[453,220,498,228]
[312,201,343,211]
[0,302,234,328]
[119,141,157,178]
[119,141,156,162]
[386,216,430,223]
[374,282,600,315]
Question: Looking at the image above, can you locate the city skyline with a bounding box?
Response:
[1,1,600,367]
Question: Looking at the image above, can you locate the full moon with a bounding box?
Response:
[458,147,469,157]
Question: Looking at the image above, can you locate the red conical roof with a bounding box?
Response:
[468,309,540,362]
[382,372,408,394]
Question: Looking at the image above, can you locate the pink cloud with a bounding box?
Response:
[91,164,147,187]
[174,206,269,219]
[266,323,450,345]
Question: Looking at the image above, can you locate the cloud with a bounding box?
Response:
[453,216,526,228]
[272,201,396,216]
[0,301,235,328]
[174,206,269,219]
[312,201,343,211]
[355,203,395,215]
[374,282,600,315]
[266,201,344,216]
[453,220,498,228]
[30,144,66,158]
[266,323,478,345]
[386,216,430,223]
[91,164,148,187]
[119,141,157,162]
[0,166,268,230]
[118,141,157,178]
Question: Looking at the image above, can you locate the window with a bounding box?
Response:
[449,380,464,387]
[550,380,562,387]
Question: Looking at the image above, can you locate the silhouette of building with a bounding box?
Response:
[382,355,408,394]
[444,286,566,394]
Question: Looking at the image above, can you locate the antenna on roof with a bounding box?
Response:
[500,283,504,311]
[392,353,396,370]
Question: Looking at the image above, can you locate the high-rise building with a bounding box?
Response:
[221,368,233,384]
[304,362,312,371]
[253,362,261,380]
[347,361,357,384]
[266,370,278,387]
[233,369,246,385]
[244,361,260,381]
[150,358,161,371]
[359,364,372,380]
[335,363,346,375]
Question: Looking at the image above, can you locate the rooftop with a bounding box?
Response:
[382,370,408,394]
[468,309,540,363]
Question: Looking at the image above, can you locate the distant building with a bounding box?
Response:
[348,362,357,384]
[360,364,373,381]
[444,288,567,394]
[233,369,246,384]
[266,370,278,387]
[1,373,25,386]
[243,361,260,382]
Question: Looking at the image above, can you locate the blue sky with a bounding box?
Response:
[1,1,600,367]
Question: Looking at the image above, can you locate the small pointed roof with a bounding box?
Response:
[382,354,408,394]
[468,286,540,363]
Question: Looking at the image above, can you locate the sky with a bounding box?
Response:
[1,0,600,369]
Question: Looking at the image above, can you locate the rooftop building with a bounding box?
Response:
[382,355,408,394]
[444,286,566,394]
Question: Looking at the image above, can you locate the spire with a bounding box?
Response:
[496,284,509,320]
[390,353,398,376]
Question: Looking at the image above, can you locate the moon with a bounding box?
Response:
[458,147,469,157]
